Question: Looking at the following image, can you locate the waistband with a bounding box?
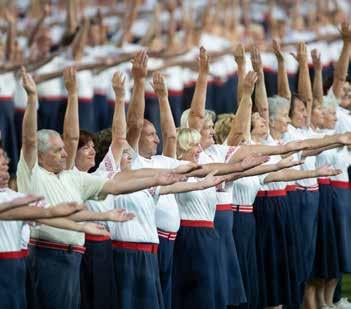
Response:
[157,229,177,241]
[318,178,331,185]
[232,205,254,213]
[79,97,93,103]
[21,249,29,257]
[39,95,65,101]
[29,239,86,254]
[85,234,110,242]
[216,204,233,211]
[331,180,351,189]
[257,189,287,197]
[0,250,25,259]
[286,184,297,192]
[180,220,214,228]
[295,184,319,191]
[112,241,158,254]
[0,96,13,102]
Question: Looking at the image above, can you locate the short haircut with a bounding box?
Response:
[268,95,290,121]
[78,130,94,149]
[176,128,201,159]
[289,93,307,118]
[180,108,216,128]
[37,129,61,154]
[321,96,338,110]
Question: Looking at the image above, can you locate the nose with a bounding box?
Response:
[62,149,68,158]
[155,135,160,144]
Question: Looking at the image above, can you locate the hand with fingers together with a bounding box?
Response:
[251,46,263,73]
[131,50,148,80]
[339,22,351,43]
[112,71,126,101]
[198,46,209,75]
[290,42,308,64]
[21,67,37,96]
[240,153,270,170]
[152,72,168,98]
[106,208,135,222]
[199,170,227,190]
[81,223,111,237]
[277,156,304,169]
[316,165,342,177]
[63,66,77,93]
[234,43,246,66]
[243,71,258,96]
[272,39,284,62]
[311,49,322,71]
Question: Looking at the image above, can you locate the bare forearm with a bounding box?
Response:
[0,206,52,220]
[277,60,291,101]
[236,63,246,105]
[67,210,108,222]
[63,91,79,169]
[37,217,84,232]
[159,96,176,158]
[254,71,269,124]
[313,68,323,105]
[111,99,127,162]
[298,63,313,126]
[188,73,207,130]
[127,79,145,150]
[103,176,160,195]
[302,143,342,157]
[264,169,318,183]
[5,22,16,62]
[332,41,351,98]
[28,15,46,48]
[160,181,202,195]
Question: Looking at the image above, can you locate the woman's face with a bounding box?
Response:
[322,107,337,129]
[290,98,307,128]
[251,112,268,138]
[340,82,351,109]
[76,140,96,172]
[311,105,324,128]
[270,107,290,134]
[200,120,215,150]
[181,143,202,164]
[120,148,133,171]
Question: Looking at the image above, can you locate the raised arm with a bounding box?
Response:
[21,68,38,170]
[28,4,50,48]
[292,42,313,126]
[227,71,257,146]
[63,66,79,170]
[111,71,127,164]
[4,9,16,63]
[72,17,89,61]
[272,39,291,102]
[152,72,177,158]
[188,47,209,131]
[234,43,246,106]
[126,50,148,151]
[251,46,269,124]
[332,22,351,98]
[65,0,78,36]
[311,49,323,105]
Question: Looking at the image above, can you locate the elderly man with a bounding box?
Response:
[17,67,186,309]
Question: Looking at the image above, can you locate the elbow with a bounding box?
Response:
[127,119,144,131]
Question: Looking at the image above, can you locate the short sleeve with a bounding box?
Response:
[147,186,160,204]
[76,171,108,201]
[95,146,120,174]
[16,151,37,193]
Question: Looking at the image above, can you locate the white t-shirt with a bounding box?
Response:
[330,147,351,182]
[232,176,261,206]
[17,152,107,246]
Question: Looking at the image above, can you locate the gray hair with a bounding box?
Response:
[180,108,216,128]
[268,95,290,121]
[321,96,338,111]
[37,129,61,154]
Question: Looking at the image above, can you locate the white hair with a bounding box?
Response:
[268,95,290,121]
[180,108,216,128]
[37,129,61,154]
[321,96,338,111]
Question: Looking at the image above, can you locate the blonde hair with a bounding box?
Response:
[180,108,216,128]
[176,128,201,159]
[214,113,235,144]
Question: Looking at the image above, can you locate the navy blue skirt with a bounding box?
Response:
[232,208,259,306]
[332,184,351,273]
[296,190,320,280]
[38,97,66,133]
[112,246,164,309]
[254,194,301,307]
[214,209,246,306]
[172,225,227,309]
[312,182,341,279]
[0,257,26,309]
[80,238,117,309]
[158,235,176,309]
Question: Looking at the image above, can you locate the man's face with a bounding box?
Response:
[138,123,160,158]
[39,135,67,174]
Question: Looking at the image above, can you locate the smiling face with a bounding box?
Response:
[311,105,324,129]
[181,143,202,163]
[75,140,96,172]
[290,97,307,128]
[322,107,337,129]
[340,82,351,109]
[251,112,268,138]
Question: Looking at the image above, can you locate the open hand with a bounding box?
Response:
[63,66,77,93]
[107,208,135,222]
[152,71,168,98]
[131,50,148,80]
[112,71,126,100]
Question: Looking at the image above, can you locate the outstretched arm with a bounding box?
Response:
[21,68,38,170]
[152,72,177,158]
[0,195,43,213]
[188,47,209,131]
[234,43,246,106]
[63,66,79,170]
[311,49,323,105]
[126,50,148,151]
